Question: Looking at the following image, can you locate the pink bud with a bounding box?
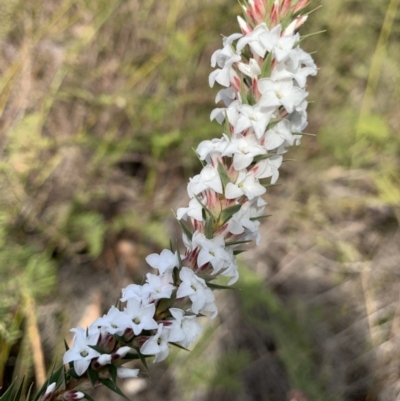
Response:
[294,0,310,12]
[237,16,252,35]
[63,391,84,400]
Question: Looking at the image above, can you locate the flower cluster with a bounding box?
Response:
[40,1,317,399]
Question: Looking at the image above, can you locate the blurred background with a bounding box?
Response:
[0,0,399,400]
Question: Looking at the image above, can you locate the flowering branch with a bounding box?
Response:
[8,1,318,400]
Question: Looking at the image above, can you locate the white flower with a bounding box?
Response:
[236,23,270,57]
[117,367,140,379]
[168,308,203,348]
[223,132,266,170]
[120,283,151,304]
[187,165,223,197]
[140,324,171,363]
[63,328,100,376]
[234,104,275,139]
[263,119,294,150]
[196,136,229,163]
[145,249,178,275]
[238,58,261,79]
[145,272,175,300]
[177,197,204,222]
[97,354,112,366]
[177,267,217,317]
[43,382,56,398]
[192,232,233,275]
[91,306,128,336]
[252,155,283,184]
[225,170,266,200]
[227,202,259,236]
[259,78,307,114]
[123,298,158,335]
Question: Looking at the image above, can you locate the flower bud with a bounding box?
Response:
[63,391,85,400]
[116,367,140,379]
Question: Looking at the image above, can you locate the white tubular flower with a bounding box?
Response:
[196,136,229,163]
[236,23,270,57]
[259,78,307,114]
[258,24,299,63]
[97,354,112,366]
[234,104,275,139]
[263,119,294,150]
[123,298,158,335]
[192,232,233,274]
[145,249,178,275]
[238,58,261,79]
[120,283,151,304]
[43,382,56,398]
[225,170,266,200]
[140,324,171,363]
[91,306,128,336]
[227,202,259,236]
[177,267,216,317]
[252,155,283,184]
[63,328,100,376]
[187,165,223,197]
[168,308,203,348]
[223,132,266,170]
[117,367,140,379]
[215,87,237,107]
[145,272,175,300]
[177,197,204,222]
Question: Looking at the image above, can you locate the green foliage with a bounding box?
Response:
[238,266,342,401]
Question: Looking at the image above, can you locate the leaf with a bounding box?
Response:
[109,333,127,344]
[169,342,190,351]
[98,378,130,401]
[247,89,256,105]
[88,345,106,354]
[156,291,177,313]
[224,111,230,135]
[191,147,205,167]
[204,214,215,240]
[207,283,239,290]
[169,238,174,252]
[194,194,213,218]
[25,383,34,401]
[261,52,273,78]
[0,380,15,401]
[217,161,230,189]
[219,204,242,225]
[253,153,277,162]
[225,240,252,246]
[13,377,25,401]
[121,352,141,361]
[66,368,80,380]
[107,365,117,384]
[292,132,316,137]
[135,348,149,371]
[177,219,193,241]
[250,215,272,221]
[87,368,99,387]
[233,249,246,255]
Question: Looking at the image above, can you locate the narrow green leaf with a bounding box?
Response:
[87,368,99,387]
[98,378,130,401]
[300,30,327,41]
[176,248,183,268]
[25,383,34,401]
[253,153,277,162]
[217,161,230,189]
[169,238,174,252]
[0,381,15,401]
[121,352,141,361]
[156,291,176,313]
[191,147,205,167]
[107,365,117,384]
[177,219,193,241]
[88,345,106,354]
[250,214,272,221]
[204,214,215,239]
[207,283,238,290]
[247,89,256,105]
[109,333,127,344]
[225,239,252,246]
[63,339,70,351]
[282,158,296,162]
[219,204,242,225]
[169,342,189,351]
[136,348,149,371]
[194,194,213,218]
[233,249,246,255]
[261,51,273,78]
[66,368,80,380]
[292,132,316,137]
